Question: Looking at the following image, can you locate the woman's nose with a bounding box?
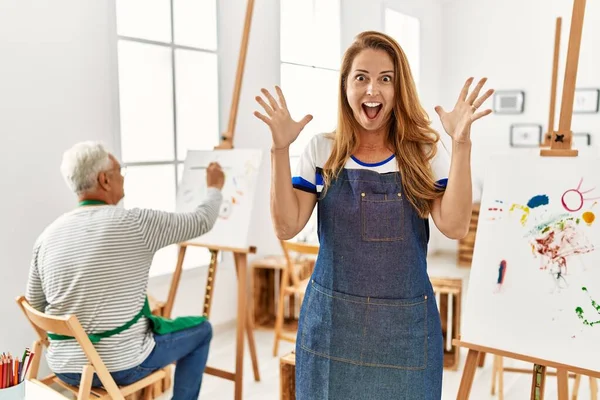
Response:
[366,82,378,95]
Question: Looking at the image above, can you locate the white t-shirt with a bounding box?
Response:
[292,133,450,195]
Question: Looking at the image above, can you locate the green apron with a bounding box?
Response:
[48,297,207,343]
[47,199,207,343]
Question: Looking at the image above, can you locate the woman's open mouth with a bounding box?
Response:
[362,102,383,120]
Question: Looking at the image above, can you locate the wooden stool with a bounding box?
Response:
[251,255,287,329]
[251,255,314,331]
[457,202,480,267]
[280,352,296,400]
[430,277,462,370]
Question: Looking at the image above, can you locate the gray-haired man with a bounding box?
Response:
[26,141,224,399]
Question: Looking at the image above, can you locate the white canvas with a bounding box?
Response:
[176,149,263,249]
[462,154,600,373]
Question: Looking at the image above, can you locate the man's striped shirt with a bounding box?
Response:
[25,188,222,373]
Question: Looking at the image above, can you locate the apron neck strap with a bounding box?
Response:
[78,199,108,206]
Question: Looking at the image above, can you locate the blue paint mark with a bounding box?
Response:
[497,260,507,284]
[527,195,549,209]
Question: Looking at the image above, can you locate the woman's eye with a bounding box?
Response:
[382,75,392,83]
[356,75,366,81]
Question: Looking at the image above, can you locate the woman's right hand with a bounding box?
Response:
[254,86,313,150]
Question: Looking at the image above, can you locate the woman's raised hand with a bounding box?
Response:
[254,86,313,150]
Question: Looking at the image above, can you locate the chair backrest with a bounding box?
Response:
[280,240,319,287]
[16,296,123,397]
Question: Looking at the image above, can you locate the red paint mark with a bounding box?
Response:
[562,178,600,212]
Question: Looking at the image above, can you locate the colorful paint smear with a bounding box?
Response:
[490,187,596,294]
[487,200,505,220]
[582,211,595,225]
[509,203,530,226]
[497,260,507,284]
[494,260,508,293]
[527,195,549,209]
[561,178,600,212]
[575,287,600,327]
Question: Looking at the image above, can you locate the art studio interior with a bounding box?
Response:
[1,0,599,399]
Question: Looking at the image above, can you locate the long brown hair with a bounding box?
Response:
[322,30,443,218]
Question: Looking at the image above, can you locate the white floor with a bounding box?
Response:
[156,253,598,400]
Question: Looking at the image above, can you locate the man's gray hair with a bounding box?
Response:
[60,141,113,195]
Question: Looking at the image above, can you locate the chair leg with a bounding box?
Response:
[28,340,43,380]
[591,377,598,400]
[273,268,290,357]
[572,374,581,400]
[77,364,95,400]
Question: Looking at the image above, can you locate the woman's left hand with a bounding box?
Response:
[435,77,494,143]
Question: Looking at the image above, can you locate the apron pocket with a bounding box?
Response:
[362,294,428,370]
[361,193,404,241]
[300,280,367,364]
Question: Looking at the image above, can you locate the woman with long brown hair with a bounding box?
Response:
[255,31,493,399]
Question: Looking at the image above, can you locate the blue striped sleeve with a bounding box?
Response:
[292,176,317,193]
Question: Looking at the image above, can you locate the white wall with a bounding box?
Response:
[0,0,119,366]
[441,0,600,197]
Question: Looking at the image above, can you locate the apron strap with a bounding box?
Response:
[48,297,151,344]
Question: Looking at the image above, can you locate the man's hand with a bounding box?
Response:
[206,162,225,190]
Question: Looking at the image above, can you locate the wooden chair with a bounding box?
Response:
[272,240,319,357]
[16,296,167,400]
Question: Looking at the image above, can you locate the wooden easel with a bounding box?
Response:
[455,1,600,399]
[157,1,260,399]
[541,17,562,148]
[490,354,598,400]
[453,340,600,400]
[540,0,585,157]
[163,243,261,400]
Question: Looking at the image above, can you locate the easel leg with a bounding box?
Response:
[491,355,497,395]
[245,285,261,381]
[572,374,581,400]
[163,245,187,318]
[498,356,504,400]
[233,252,248,400]
[557,369,569,400]
[457,349,480,400]
[531,364,546,400]
[590,377,598,400]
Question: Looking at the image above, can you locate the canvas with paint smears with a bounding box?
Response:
[462,154,600,373]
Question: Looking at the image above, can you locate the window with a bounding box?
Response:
[280,0,340,243]
[385,9,421,89]
[115,0,219,276]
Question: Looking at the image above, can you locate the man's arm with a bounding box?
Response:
[25,243,47,312]
[137,187,223,253]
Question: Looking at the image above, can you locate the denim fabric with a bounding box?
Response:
[56,321,212,400]
[296,169,443,400]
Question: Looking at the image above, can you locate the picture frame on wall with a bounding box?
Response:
[493,90,525,114]
[572,132,592,147]
[510,124,542,147]
[573,88,600,113]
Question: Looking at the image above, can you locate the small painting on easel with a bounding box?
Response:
[462,154,600,372]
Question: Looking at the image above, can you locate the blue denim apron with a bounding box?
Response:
[296,168,443,400]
